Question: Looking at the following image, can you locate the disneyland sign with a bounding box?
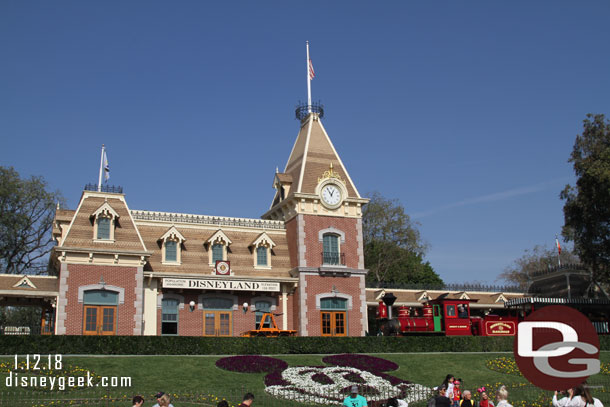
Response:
[162,278,281,292]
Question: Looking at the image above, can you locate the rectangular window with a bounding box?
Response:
[323,234,339,265]
[162,298,179,335]
[212,244,224,263]
[165,241,177,262]
[97,217,111,240]
[256,246,267,266]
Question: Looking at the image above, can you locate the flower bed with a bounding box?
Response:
[216,354,431,405]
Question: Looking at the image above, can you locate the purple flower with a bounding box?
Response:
[216,355,287,374]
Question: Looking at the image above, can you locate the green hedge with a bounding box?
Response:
[1,335,608,355]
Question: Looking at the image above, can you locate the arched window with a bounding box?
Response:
[91,202,119,242]
[83,290,118,335]
[161,298,179,335]
[322,234,340,265]
[320,297,347,337]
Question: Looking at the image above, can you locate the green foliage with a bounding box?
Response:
[363,192,442,286]
[8,335,610,355]
[499,244,579,289]
[561,114,610,285]
[0,166,64,275]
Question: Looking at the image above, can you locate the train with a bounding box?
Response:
[376,297,519,336]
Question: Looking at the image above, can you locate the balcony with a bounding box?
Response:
[321,252,345,266]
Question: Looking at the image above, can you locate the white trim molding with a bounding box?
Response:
[78,284,125,304]
[315,292,353,310]
[318,227,346,243]
[157,292,185,309]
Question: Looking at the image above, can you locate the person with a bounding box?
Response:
[573,384,604,407]
[459,390,475,407]
[152,392,174,407]
[158,394,172,407]
[441,375,455,400]
[478,390,494,407]
[428,385,452,407]
[217,401,229,407]
[552,388,581,407]
[495,386,512,407]
[452,380,462,406]
[343,385,368,407]
[132,395,144,407]
[239,392,255,407]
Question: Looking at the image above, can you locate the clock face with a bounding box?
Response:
[216,261,230,275]
[321,184,342,207]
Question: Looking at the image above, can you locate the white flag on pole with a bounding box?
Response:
[103,150,110,181]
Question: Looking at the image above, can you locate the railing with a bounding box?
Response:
[366,282,525,293]
[0,325,45,335]
[295,102,324,121]
[131,210,285,230]
[529,262,587,278]
[84,184,124,194]
[321,252,346,266]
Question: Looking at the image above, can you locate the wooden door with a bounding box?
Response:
[203,311,232,336]
[83,306,116,335]
[321,311,347,336]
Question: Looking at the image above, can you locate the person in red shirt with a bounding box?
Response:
[452,380,462,406]
[478,389,494,407]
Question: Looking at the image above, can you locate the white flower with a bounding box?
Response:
[264,366,432,405]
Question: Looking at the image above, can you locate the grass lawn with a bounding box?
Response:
[0,352,608,407]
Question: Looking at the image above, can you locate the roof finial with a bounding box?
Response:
[276,166,279,174]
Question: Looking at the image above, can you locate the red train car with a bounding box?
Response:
[377,298,518,336]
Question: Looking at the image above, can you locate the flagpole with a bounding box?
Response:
[306,41,312,113]
[556,235,561,267]
[98,145,105,192]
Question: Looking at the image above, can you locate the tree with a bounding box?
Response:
[498,244,579,289]
[363,192,443,286]
[0,166,64,275]
[561,114,610,284]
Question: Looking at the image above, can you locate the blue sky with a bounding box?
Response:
[1,1,609,284]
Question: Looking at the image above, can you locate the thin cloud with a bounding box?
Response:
[411,177,571,219]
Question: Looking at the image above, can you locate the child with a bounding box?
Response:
[452,380,462,407]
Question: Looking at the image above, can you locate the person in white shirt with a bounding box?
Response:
[574,384,604,407]
[552,389,581,407]
[495,385,513,407]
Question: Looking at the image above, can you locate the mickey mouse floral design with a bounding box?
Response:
[215,354,432,405]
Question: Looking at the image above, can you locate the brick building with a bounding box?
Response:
[49,110,370,336]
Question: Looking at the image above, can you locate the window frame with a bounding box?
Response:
[322,233,341,265]
[161,298,180,336]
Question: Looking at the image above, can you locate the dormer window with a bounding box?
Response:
[257,246,267,266]
[97,217,111,240]
[212,244,224,263]
[250,232,275,269]
[91,201,119,242]
[206,230,232,267]
[160,226,186,265]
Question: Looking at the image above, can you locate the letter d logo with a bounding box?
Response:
[514,305,600,391]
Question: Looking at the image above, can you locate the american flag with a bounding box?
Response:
[309,59,315,80]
